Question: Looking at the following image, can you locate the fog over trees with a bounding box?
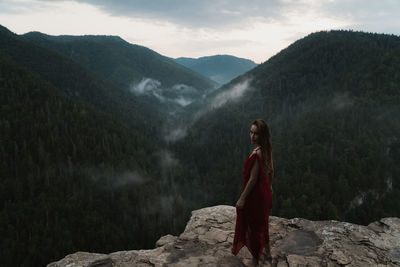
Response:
[1,26,399,266]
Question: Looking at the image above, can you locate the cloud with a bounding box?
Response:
[165,78,253,142]
[156,149,180,179]
[316,0,400,34]
[209,78,252,109]
[331,92,353,110]
[158,150,179,168]
[3,0,399,64]
[20,0,399,36]
[130,77,167,102]
[35,0,400,34]
[130,77,161,95]
[192,78,252,122]
[0,0,42,14]
[82,166,147,187]
[130,78,199,106]
[165,127,188,143]
[169,84,199,106]
[174,96,192,107]
[39,0,288,29]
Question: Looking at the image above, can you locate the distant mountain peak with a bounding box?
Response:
[174,54,257,85]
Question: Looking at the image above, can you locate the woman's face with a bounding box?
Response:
[250,124,259,145]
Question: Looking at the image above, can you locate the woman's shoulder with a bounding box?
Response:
[247,149,262,166]
[250,147,262,157]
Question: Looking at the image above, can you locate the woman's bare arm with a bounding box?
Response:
[236,152,260,208]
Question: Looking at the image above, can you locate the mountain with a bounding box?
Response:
[48,206,400,267]
[20,31,220,128]
[172,30,400,225]
[0,25,166,139]
[21,32,217,106]
[174,55,257,84]
[3,25,400,266]
[0,50,166,266]
[0,26,192,267]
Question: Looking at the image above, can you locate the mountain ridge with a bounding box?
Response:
[173,30,400,225]
[21,31,217,91]
[174,54,257,85]
[0,25,190,267]
[0,24,166,138]
[2,26,400,267]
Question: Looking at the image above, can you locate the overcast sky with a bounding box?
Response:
[1,0,399,63]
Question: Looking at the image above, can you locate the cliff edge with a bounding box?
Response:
[47,205,400,266]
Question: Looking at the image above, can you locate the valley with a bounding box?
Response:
[1,26,400,266]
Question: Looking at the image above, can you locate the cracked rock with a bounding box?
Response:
[47,205,400,267]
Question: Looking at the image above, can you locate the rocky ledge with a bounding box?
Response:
[48,205,400,267]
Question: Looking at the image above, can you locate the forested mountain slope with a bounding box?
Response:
[173,30,400,225]
[0,26,191,267]
[0,25,163,138]
[2,25,400,266]
[0,51,169,266]
[174,55,257,84]
[21,32,217,91]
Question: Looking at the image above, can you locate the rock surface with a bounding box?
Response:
[47,205,400,267]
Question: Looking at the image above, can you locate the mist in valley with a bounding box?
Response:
[2,21,400,267]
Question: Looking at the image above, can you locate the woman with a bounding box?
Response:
[232,119,274,266]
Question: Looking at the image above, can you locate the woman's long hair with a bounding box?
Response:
[252,119,274,177]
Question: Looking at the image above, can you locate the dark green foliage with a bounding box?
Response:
[1,25,400,267]
[21,32,216,90]
[173,30,400,224]
[174,55,257,84]
[0,25,162,139]
[0,53,194,267]
[0,25,202,267]
[19,29,218,129]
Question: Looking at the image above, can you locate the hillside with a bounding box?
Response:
[0,27,193,267]
[3,27,400,266]
[0,51,166,266]
[173,30,400,225]
[0,25,166,138]
[21,32,217,92]
[20,31,219,123]
[174,55,257,84]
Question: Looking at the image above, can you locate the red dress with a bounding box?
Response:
[231,153,273,259]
